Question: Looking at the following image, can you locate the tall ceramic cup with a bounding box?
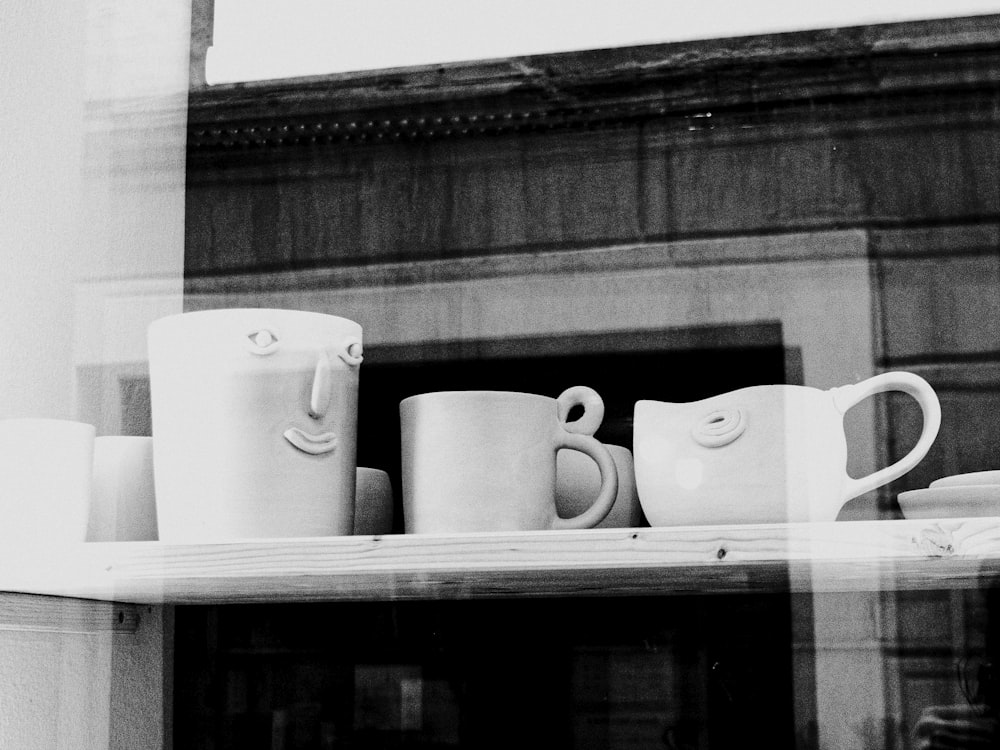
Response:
[401,387,618,533]
[0,419,95,544]
[148,309,363,541]
[634,372,941,525]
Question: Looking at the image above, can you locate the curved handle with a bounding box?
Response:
[557,386,605,436]
[551,431,618,530]
[832,371,941,502]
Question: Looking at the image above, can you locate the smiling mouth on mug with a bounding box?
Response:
[283,427,338,455]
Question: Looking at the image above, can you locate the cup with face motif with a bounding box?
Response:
[148,309,363,541]
[633,372,940,525]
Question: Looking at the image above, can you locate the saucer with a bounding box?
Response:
[898,485,1000,519]
[929,470,1000,488]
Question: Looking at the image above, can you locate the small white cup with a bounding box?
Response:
[0,418,95,544]
[400,387,618,533]
[354,467,394,535]
[89,436,158,542]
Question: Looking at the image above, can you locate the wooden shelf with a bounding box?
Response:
[4,518,1000,605]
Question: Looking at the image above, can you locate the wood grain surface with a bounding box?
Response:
[3,520,1000,605]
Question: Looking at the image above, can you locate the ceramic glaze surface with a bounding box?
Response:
[0,419,94,544]
[634,372,941,525]
[354,467,393,535]
[89,436,158,542]
[148,309,362,541]
[898,485,1000,519]
[929,471,1000,488]
[556,445,642,528]
[401,388,617,533]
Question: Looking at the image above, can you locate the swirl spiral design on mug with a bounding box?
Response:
[692,408,747,448]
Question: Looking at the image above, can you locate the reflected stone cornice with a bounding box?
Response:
[187,15,1000,157]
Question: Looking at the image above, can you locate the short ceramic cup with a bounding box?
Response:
[400,387,618,533]
[0,418,95,544]
[88,436,158,542]
[556,445,643,528]
[354,467,394,535]
[148,308,363,541]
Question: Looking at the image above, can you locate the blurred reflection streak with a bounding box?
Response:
[913,704,998,749]
[913,586,1000,750]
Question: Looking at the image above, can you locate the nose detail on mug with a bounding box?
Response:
[284,351,341,454]
[309,352,333,418]
[692,408,747,448]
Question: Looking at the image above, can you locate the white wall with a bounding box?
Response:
[0,1,90,419]
[0,0,187,424]
[0,1,187,747]
[208,0,1000,83]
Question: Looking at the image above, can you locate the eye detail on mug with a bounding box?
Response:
[692,408,747,448]
[245,328,280,355]
[338,337,364,366]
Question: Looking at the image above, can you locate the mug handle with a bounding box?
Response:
[551,431,618,530]
[557,385,605,436]
[831,371,941,502]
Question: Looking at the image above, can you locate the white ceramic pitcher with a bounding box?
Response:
[633,372,941,525]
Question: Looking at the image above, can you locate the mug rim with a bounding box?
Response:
[0,418,95,430]
[149,307,362,332]
[634,384,819,409]
[400,390,554,407]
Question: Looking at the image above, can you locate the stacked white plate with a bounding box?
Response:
[898,471,1000,519]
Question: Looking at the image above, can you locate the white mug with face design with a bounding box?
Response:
[633,372,940,525]
[148,308,363,541]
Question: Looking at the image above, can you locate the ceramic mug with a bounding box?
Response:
[354,467,394,535]
[89,436,158,542]
[634,372,941,525]
[400,387,618,533]
[148,308,363,541]
[557,445,643,528]
[0,418,95,544]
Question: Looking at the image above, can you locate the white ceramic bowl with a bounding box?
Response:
[929,471,1000,488]
[898,485,1000,519]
